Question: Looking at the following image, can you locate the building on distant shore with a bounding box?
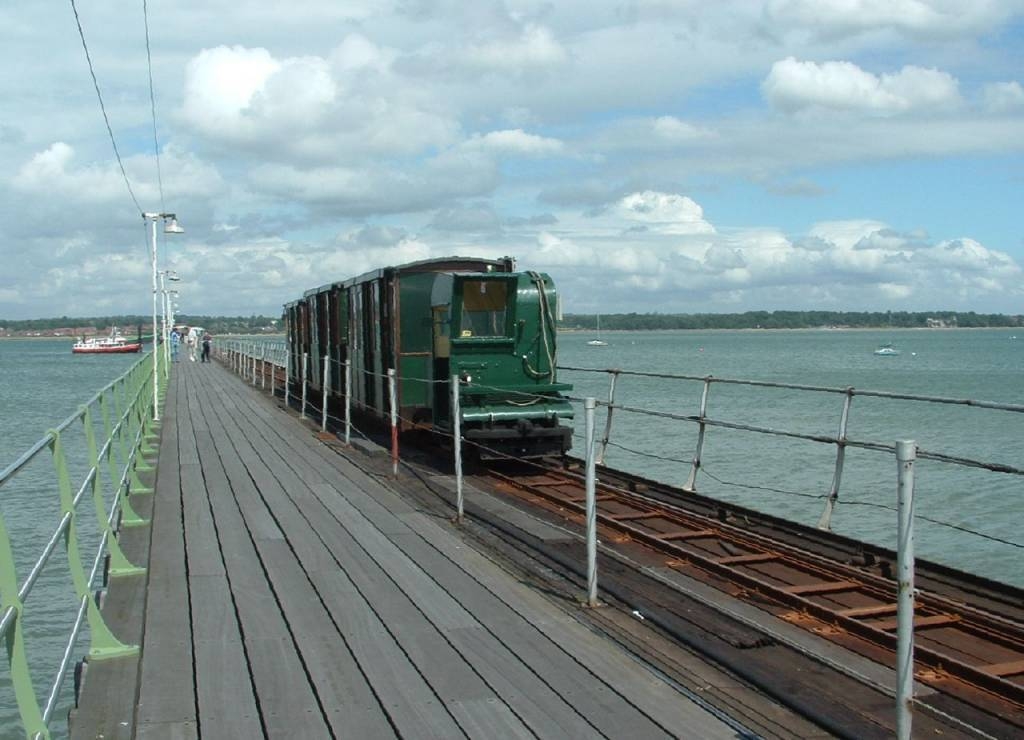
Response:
[926,317,958,328]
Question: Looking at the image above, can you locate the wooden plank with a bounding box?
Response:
[658,529,716,541]
[367,503,738,738]
[189,393,334,738]
[199,363,737,737]
[305,486,672,738]
[169,371,323,738]
[784,580,860,596]
[207,419,477,739]
[839,604,897,619]
[190,577,264,740]
[137,371,196,729]
[214,389,695,736]
[69,492,153,739]
[714,552,779,565]
[134,721,198,740]
[69,655,139,740]
[179,463,225,577]
[871,614,960,632]
[229,449,588,738]
[981,659,1024,677]
[427,476,573,543]
[254,543,400,738]
[611,512,655,521]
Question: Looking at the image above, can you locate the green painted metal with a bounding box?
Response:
[99,394,147,527]
[81,407,144,578]
[0,351,155,737]
[0,517,49,740]
[49,429,138,660]
[445,272,572,427]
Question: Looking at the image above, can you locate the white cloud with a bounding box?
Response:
[464,129,565,156]
[614,191,716,234]
[12,142,225,205]
[765,0,1020,40]
[180,42,459,162]
[982,81,1024,111]
[460,25,569,73]
[248,150,500,216]
[2,1,1023,320]
[521,199,1023,313]
[762,58,962,115]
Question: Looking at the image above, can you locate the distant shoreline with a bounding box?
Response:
[558,325,1017,333]
[3,326,1019,341]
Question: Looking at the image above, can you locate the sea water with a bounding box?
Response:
[558,328,1023,589]
[0,330,1021,734]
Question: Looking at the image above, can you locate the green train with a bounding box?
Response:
[284,256,573,459]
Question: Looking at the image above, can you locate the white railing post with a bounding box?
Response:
[388,368,399,477]
[451,374,464,522]
[896,440,917,740]
[261,345,267,391]
[321,354,330,433]
[269,346,276,397]
[284,349,291,408]
[819,388,854,530]
[585,397,598,607]
[684,377,712,492]
[300,352,308,420]
[344,359,351,446]
[596,370,620,466]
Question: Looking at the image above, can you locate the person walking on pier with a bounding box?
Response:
[201,333,212,363]
[170,328,181,362]
[186,329,197,362]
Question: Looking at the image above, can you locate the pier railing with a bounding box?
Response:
[558,365,1024,531]
[0,352,157,739]
[213,340,1023,538]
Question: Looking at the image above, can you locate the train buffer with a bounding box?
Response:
[69,357,754,739]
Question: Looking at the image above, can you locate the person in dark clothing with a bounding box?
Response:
[201,333,212,363]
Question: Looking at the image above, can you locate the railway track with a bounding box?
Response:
[481,458,1024,730]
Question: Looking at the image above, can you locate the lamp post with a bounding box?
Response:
[159,271,179,374]
[143,212,184,421]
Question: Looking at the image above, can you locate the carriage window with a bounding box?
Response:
[460,280,509,337]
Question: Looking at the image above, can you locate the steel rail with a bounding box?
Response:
[487,465,1024,709]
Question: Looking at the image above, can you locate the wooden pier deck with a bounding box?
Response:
[69,357,755,739]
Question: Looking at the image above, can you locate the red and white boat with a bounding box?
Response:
[71,327,143,354]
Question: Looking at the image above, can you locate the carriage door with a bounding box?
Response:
[432,305,451,425]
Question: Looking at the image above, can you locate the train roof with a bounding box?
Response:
[299,255,515,298]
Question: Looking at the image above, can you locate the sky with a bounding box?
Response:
[2,0,1024,320]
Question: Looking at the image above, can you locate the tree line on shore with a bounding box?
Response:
[3,310,1022,336]
[0,314,282,336]
[563,310,1023,331]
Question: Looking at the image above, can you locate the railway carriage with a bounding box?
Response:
[285,256,573,458]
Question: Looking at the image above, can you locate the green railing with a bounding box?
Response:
[0,351,162,739]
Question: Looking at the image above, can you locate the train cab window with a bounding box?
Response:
[459,280,509,337]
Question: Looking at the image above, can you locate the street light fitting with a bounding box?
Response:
[142,212,185,234]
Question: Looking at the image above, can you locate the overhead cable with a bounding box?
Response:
[69,0,143,214]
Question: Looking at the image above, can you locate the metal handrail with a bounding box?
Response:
[558,364,1023,531]
[558,364,1024,412]
[0,351,160,739]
